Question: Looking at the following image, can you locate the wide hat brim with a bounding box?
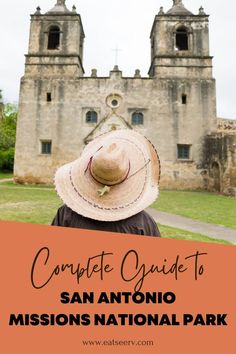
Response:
[54,129,161,221]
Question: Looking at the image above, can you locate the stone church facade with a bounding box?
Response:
[14,0,236,195]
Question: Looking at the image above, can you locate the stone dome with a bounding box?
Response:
[46,0,71,14]
[166,0,193,15]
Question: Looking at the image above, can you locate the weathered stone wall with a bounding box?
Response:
[26,13,84,77]
[15,0,235,194]
[204,133,236,195]
[217,118,236,132]
[149,13,212,78]
[14,69,216,187]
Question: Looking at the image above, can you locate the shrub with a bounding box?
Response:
[0,148,15,171]
[0,102,17,172]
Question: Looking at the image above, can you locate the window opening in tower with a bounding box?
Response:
[175,27,188,51]
[48,26,60,50]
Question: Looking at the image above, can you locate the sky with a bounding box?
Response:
[0,0,235,119]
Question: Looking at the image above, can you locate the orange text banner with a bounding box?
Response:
[0,221,235,354]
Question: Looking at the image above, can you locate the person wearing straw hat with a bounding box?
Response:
[52,129,161,237]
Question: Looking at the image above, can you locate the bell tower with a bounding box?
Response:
[14,1,85,183]
[149,0,212,79]
[147,0,217,187]
[25,0,85,77]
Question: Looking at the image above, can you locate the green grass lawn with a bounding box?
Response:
[0,182,234,244]
[0,183,61,224]
[0,172,13,180]
[152,190,236,229]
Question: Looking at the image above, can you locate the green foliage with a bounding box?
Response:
[0,148,15,171]
[0,102,17,171]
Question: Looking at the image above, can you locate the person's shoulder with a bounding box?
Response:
[135,210,161,237]
[123,210,155,223]
[57,204,70,214]
[52,204,85,227]
[57,204,79,218]
[136,210,156,223]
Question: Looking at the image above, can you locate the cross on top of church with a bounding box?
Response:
[46,0,71,15]
[173,0,183,5]
[112,47,122,66]
[57,0,65,5]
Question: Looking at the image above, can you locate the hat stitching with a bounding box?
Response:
[69,165,147,211]
[147,139,161,182]
[54,130,160,221]
[68,137,150,210]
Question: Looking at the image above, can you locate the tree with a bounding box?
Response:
[0,100,18,172]
[0,90,4,119]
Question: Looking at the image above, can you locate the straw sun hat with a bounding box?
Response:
[54,129,161,221]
